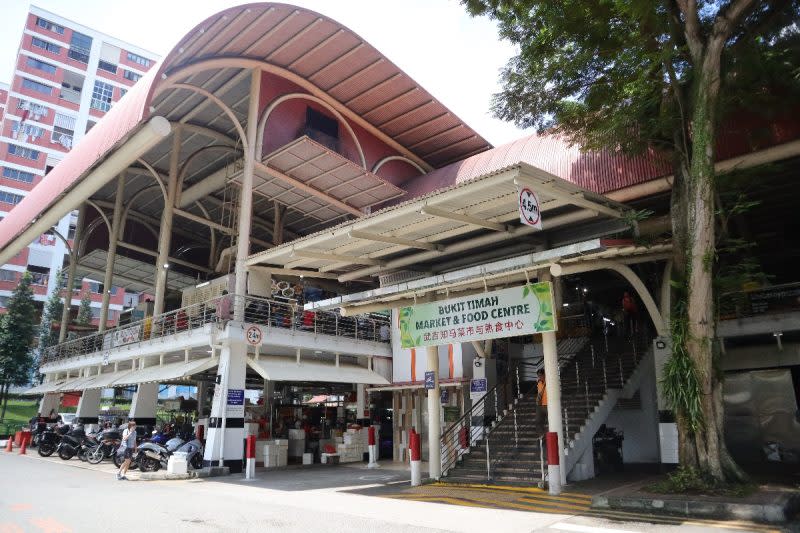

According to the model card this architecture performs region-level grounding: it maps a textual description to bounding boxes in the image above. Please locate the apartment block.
[0,6,158,327]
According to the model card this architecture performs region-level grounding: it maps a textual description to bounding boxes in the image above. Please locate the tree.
[0,272,37,418]
[463,0,800,482]
[77,289,92,326]
[37,268,64,365]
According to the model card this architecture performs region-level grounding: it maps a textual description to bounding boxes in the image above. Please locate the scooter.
[136,434,185,472]
[176,436,205,470]
[87,428,122,464]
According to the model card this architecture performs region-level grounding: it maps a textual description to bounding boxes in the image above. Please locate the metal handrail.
[41,294,390,366]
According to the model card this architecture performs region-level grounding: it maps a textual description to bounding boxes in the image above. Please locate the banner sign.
[424,371,435,390]
[470,378,487,400]
[398,282,556,348]
[518,186,543,229]
[113,324,142,347]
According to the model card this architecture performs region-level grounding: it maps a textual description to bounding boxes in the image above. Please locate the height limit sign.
[518,186,543,230]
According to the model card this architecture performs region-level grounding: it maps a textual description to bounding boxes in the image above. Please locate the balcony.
[58,88,81,105]
[41,294,390,367]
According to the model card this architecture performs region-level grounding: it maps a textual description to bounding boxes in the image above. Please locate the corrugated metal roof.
[400,133,673,202]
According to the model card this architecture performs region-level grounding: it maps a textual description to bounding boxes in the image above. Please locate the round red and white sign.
[245,325,263,346]
[518,187,542,228]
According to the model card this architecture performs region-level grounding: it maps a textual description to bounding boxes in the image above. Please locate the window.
[22,78,53,96]
[120,88,127,98]
[123,70,141,82]
[0,270,16,282]
[52,126,74,149]
[31,37,61,54]
[90,80,113,112]
[68,32,92,63]
[126,52,150,67]
[26,57,57,75]
[2,168,36,183]
[98,60,117,74]
[11,121,45,142]
[36,17,65,34]
[7,144,40,160]
[16,100,50,120]
[0,191,24,205]
[88,281,116,294]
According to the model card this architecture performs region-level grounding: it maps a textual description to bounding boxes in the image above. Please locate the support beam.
[514,175,625,219]
[154,128,182,316]
[290,249,384,266]
[273,201,285,246]
[99,175,125,333]
[60,203,86,343]
[419,206,509,232]
[234,69,260,320]
[255,161,364,218]
[348,230,442,252]
[76,263,147,289]
[539,271,565,492]
[248,265,339,280]
[116,241,213,274]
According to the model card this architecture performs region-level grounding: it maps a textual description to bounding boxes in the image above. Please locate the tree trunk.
[676,46,744,483]
[0,381,9,420]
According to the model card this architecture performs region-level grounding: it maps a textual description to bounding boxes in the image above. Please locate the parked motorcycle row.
[32,423,204,472]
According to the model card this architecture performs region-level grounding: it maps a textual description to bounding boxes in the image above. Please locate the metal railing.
[41,294,390,366]
[440,364,524,478]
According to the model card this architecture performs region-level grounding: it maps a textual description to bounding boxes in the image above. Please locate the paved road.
[0,453,781,533]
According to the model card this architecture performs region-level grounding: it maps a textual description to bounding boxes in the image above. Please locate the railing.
[718,282,800,320]
[440,363,524,478]
[67,46,90,63]
[41,294,390,366]
[58,88,81,105]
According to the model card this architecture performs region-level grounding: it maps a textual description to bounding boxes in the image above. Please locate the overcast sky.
[0,0,532,147]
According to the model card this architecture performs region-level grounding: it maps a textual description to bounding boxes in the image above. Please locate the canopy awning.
[246,162,631,282]
[21,380,67,396]
[76,249,199,293]
[247,357,388,385]
[112,358,218,387]
[58,375,101,393]
[85,369,134,390]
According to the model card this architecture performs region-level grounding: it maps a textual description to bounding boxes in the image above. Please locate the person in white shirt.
[117,420,137,481]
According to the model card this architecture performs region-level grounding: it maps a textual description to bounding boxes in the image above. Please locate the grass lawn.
[2,398,39,424]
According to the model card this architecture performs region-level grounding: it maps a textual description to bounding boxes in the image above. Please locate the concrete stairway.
[440,336,650,485]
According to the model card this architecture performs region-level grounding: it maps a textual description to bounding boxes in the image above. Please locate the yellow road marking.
[433,482,592,500]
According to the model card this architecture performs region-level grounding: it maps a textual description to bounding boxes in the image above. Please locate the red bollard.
[245,435,256,480]
[195,424,204,443]
[458,426,468,449]
[410,428,421,485]
[368,426,376,446]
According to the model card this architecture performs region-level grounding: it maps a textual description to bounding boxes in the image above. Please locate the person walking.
[622,291,638,339]
[117,420,137,480]
[535,369,548,436]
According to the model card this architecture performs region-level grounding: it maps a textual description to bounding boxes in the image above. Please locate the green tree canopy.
[0,272,37,414]
[77,289,92,326]
[463,0,800,483]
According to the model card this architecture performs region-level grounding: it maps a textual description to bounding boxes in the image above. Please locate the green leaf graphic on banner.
[522,285,530,298]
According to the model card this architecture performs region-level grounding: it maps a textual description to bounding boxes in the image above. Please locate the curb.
[592,493,800,524]
[139,471,195,481]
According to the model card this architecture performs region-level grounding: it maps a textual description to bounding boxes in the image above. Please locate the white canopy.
[111,358,218,387]
[247,357,388,385]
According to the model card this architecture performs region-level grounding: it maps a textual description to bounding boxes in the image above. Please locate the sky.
[0,0,532,147]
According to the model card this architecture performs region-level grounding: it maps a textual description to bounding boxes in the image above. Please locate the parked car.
[59,413,77,426]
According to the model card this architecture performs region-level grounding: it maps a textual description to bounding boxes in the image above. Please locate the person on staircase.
[536,368,548,437]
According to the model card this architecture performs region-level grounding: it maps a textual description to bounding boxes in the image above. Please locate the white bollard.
[411,459,422,486]
[548,464,561,495]
[367,444,380,469]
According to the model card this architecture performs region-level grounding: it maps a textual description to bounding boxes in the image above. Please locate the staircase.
[440,335,651,485]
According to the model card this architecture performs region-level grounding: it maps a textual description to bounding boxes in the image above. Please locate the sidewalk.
[575,466,800,525]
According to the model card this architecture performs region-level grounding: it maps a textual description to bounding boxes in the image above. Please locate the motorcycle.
[177,436,205,470]
[37,425,70,457]
[136,434,185,472]
[56,426,92,460]
[87,428,122,464]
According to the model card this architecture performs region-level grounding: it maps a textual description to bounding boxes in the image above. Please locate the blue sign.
[227,389,244,405]
[440,389,449,403]
[470,378,487,394]
[424,371,435,390]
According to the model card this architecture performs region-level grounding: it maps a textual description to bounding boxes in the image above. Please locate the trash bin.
[168,451,188,474]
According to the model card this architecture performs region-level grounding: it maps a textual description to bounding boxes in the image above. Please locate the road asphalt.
[0,452,786,533]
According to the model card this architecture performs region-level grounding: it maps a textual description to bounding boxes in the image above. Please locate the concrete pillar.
[541,271,566,487]
[197,380,208,417]
[356,383,366,419]
[60,204,86,343]
[153,129,182,317]
[203,338,247,473]
[129,382,158,428]
[426,345,441,479]
[75,388,102,426]
[263,379,274,434]
[233,69,261,320]
[99,174,125,332]
[39,392,60,418]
